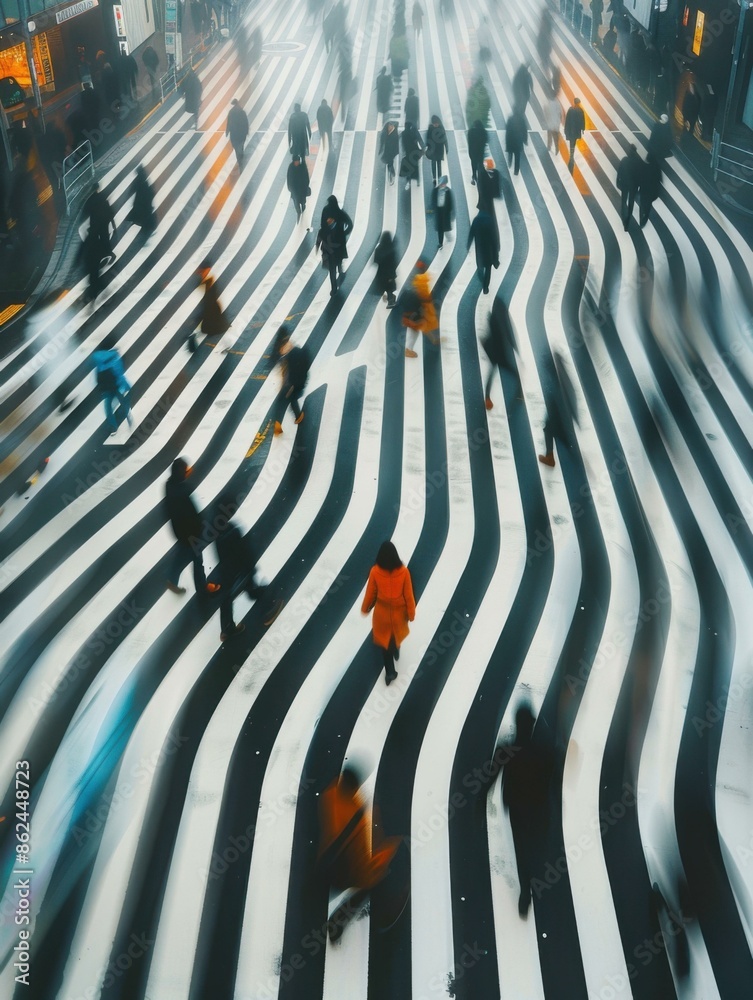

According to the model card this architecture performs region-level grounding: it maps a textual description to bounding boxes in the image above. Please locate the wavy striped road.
[1,0,752,998]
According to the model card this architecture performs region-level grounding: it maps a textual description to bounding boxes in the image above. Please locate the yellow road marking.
[0,303,24,326]
[246,420,271,458]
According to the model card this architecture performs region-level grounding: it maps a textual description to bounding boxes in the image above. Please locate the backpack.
[97,365,118,394]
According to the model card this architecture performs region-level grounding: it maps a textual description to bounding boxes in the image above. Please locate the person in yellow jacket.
[401,261,439,359]
[361,540,416,683]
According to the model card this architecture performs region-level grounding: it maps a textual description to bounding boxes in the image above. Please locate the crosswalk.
[1,0,753,997]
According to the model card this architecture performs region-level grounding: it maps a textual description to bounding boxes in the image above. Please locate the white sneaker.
[405,182,410,190]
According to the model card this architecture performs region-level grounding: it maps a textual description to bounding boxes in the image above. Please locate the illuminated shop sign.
[692,10,705,57]
[55,0,99,25]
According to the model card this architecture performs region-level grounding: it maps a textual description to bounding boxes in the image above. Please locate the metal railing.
[62,140,94,215]
[711,131,753,190]
[160,66,177,103]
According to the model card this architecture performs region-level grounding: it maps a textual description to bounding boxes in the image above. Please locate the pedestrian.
[538,352,578,468]
[193,260,231,349]
[361,540,416,684]
[288,102,311,158]
[379,120,400,184]
[93,342,133,435]
[468,209,499,295]
[512,63,533,114]
[425,114,447,186]
[287,153,311,223]
[316,194,353,295]
[84,181,117,263]
[317,98,334,149]
[431,175,454,248]
[214,496,266,641]
[648,112,673,161]
[374,230,398,307]
[682,83,701,135]
[404,87,419,129]
[616,143,641,230]
[481,298,517,409]
[638,153,662,228]
[564,96,586,171]
[181,68,202,129]
[467,118,488,184]
[127,165,156,237]
[375,66,393,117]
[505,106,528,176]
[476,156,501,211]
[537,9,553,69]
[318,765,403,941]
[82,228,105,305]
[164,458,221,596]
[591,0,604,33]
[543,89,562,153]
[400,120,425,189]
[500,703,553,917]
[226,98,249,167]
[412,1,424,35]
[402,260,438,356]
[273,326,311,433]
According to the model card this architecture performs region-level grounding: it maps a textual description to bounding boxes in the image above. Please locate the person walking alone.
[505,106,528,176]
[467,118,488,184]
[127,166,156,237]
[192,261,231,350]
[273,326,311,433]
[431,175,454,248]
[375,66,393,120]
[638,153,662,228]
[379,120,399,184]
[226,98,249,167]
[164,458,221,596]
[93,342,133,435]
[616,143,641,230]
[400,120,424,189]
[361,540,416,684]
[468,209,499,294]
[425,114,447,186]
[512,63,533,114]
[181,68,202,129]
[405,87,419,129]
[564,97,586,171]
[214,496,266,642]
[412,1,424,35]
[288,102,312,158]
[374,231,398,307]
[543,88,562,154]
[402,260,438,356]
[316,194,353,295]
[317,98,334,150]
[287,154,311,224]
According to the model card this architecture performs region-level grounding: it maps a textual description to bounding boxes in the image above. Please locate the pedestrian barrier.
[711,132,753,191]
[62,140,94,216]
[160,66,178,103]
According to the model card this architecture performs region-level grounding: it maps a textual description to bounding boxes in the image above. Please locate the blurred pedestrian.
[273,326,311,433]
[127,165,156,237]
[431,175,454,248]
[317,98,334,149]
[164,458,221,596]
[400,120,424,189]
[361,540,416,684]
[543,89,562,153]
[616,143,641,230]
[505,107,528,176]
[226,98,249,167]
[214,496,265,641]
[379,120,399,183]
[84,181,117,263]
[402,260,438,356]
[181,68,202,129]
[512,63,533,114]
[538,352,579,468]
[638,153,662,228]
[425,114,447,186]
[467,118,488,184]
[481,298,517,409]
[375,66,393,117]
[537,9,553,69]
[374,230,398,307]
[564,96,586,171]
[476,156,501,211]
[193,260,231,349]
[405,87,419,129]
[316,194,353,294]
[287,153,311,224]
[288,102,311,158]
[93,342,133,435]
[468,209,499,295]
[412,1,424,35]
[682,83,701,134]
[648,112,673,161]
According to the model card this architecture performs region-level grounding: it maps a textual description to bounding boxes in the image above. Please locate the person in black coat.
[226,98,249,167]
[481,297,517,408]
[564,97,586,170]
[467,119,488,184]
[638,153,662,228]
[400,121,424,189]
[379,120,400,183]
[616,143,641,230]
[127,166,156,237]
[431,175,453,247]
[317,195,353,294]
[538,352,577,468]
[273,326,311,432]
[181,68,202,129]
[165,458,221,596]
[404,87,419,129]
[84,182,117,262]
[512,63,532,114]
[195,260,231,344]
[288,103,312,158]
[214,496,265,641]
[468,209,499,294]
[374,230,398,306]
[476,156,501,212]
[287,154,311,223]
[375,66,393,116]
[317,98,334,149]
[505,107,528,176]
[682,83,701,135]
[425,115,447,186]
[648,113,673,162]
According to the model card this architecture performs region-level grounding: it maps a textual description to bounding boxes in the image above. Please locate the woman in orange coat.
[361,541,416,684]
[402,260,439,358]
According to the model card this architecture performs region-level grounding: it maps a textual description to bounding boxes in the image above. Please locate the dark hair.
[273,324,290,354]
[515,702,535,743]
[171,457,189,479]
[340,764,363,792]
[376,541,402,571]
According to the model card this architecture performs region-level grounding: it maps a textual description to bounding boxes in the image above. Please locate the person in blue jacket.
[92,344,133,435]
